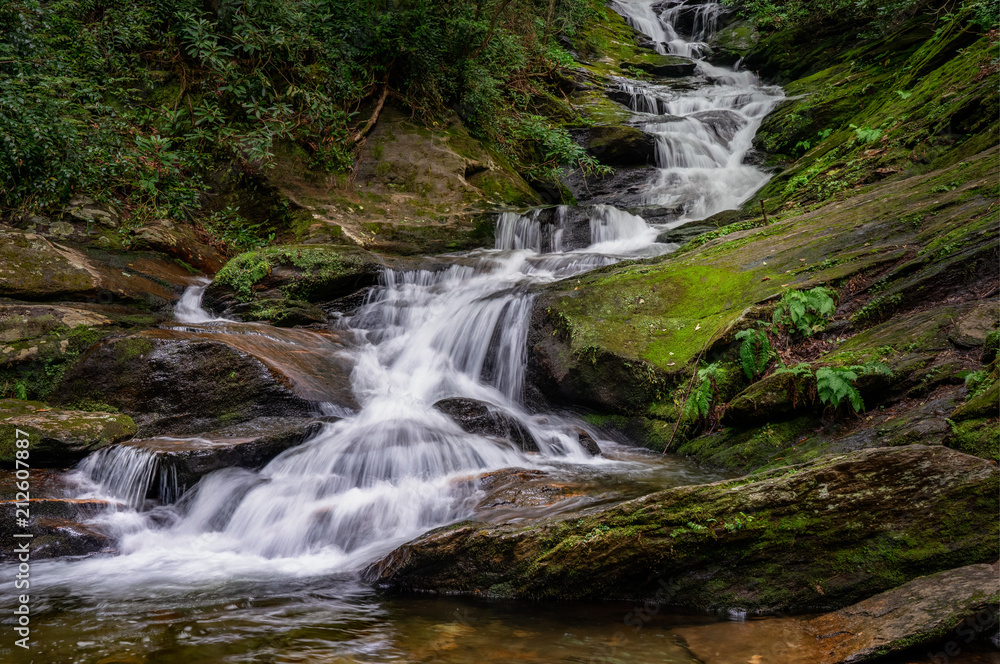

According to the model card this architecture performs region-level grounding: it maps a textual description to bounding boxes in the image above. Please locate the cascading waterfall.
[610,0,784,221]
[43,0,779,587]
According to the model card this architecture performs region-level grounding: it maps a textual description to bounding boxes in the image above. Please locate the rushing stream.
[2,3,799,662]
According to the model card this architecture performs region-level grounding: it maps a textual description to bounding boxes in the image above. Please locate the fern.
[777,361,894,414]
[735,327,776,379]
[815,367,863,411]
[772,287,837,336]
[683,362,721,421]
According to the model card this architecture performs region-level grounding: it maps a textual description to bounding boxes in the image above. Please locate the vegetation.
[722,0,998,32]
[735,327,776,379]
[775,361,894,414]
[772,287,837,337]
[0,0,609,229]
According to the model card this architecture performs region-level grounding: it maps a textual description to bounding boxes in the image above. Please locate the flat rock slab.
[363,446,998,612]
[672,562,1000,663]
[805,562,1000,663]
[52,328,350,435]
[0,399,137,466]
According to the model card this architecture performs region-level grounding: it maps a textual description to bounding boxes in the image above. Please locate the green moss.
[945,418,999,462]
[677,417,815,472]
[214,251,274,301]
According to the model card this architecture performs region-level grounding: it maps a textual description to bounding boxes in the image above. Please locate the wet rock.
[0,399,137,466]
[8,517,113,560]
[131,218,226,273]
[474,468,575,512]
[51,333,330,435]
[804,562,1000,663]
[622,55,698,78]
[363,446,998,611]
[203,244,384,319]
[576,428,602,455]
[572,125,657,167]
[433,398,540,453]
[0,227,176,306]
[120,417,326,493]
[0,470,118,560]
[560,165,656,207]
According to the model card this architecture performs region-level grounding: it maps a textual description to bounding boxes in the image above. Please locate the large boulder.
[573,126,657,167]
[433,398,540,453]
[0,399,136,466]
[51,330,348,435]
[364,446,998,611]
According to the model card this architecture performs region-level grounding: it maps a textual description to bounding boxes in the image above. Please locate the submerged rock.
[363,446,998,611]
[0,399,136,466]
[433,398,540,453]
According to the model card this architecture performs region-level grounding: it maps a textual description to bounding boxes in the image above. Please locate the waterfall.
[609,1,784,221]
[174,277,232,323]
[47,0,779,581]
[77,444,179,509]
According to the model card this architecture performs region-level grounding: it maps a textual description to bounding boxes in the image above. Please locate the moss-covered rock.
[0,399,136,466]
[706,20,758,66]
[364,446,998,611]
[573,125,657,167]
[204,244,383,319]
[527,148,997,422]
[0,228,178,308]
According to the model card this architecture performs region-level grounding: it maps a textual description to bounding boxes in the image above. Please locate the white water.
[25,1,779,594]
[610,0,784,220]
[173,276,233,323]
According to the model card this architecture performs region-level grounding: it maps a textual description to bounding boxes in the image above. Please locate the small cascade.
[77,445,178,509]
[608,0,784,221]
[589,204,659,248]
[174,277,231,324]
